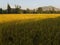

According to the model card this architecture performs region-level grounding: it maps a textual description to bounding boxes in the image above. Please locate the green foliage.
[7,4,12,13]
[36,7,43,13]
[0,8,2,14]
[14,5,21,14]
[0,17,60,45]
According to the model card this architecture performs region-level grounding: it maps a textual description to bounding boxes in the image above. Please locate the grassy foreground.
[0,14,60,45]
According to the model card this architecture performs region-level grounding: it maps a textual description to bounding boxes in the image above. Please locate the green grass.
[0,17,60,45]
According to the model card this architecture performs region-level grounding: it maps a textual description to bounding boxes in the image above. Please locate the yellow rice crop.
[0,14,60,23]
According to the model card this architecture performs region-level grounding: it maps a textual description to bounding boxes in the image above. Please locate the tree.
[0,8,2,14]
[22,10,27,14]
[15,5,21,14]
[7,4,12,13]
[26,8,31,13]
[32,9,37,14]
[36,7,43,13]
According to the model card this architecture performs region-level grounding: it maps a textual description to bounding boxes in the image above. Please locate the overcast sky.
[0,0,60,9]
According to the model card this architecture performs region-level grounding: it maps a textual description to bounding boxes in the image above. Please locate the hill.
[41,6,60,11]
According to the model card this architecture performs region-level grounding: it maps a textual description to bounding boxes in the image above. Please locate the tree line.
[0,4,60,14]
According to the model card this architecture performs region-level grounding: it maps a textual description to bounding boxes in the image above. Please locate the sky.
[0,0,60,9]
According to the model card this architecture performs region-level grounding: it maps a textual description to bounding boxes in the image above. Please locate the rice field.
[0,14,60,23]
[0,14,60,45]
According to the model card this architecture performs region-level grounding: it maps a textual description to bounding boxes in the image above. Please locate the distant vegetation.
[0,4,60,14]
[0,17,60,45]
